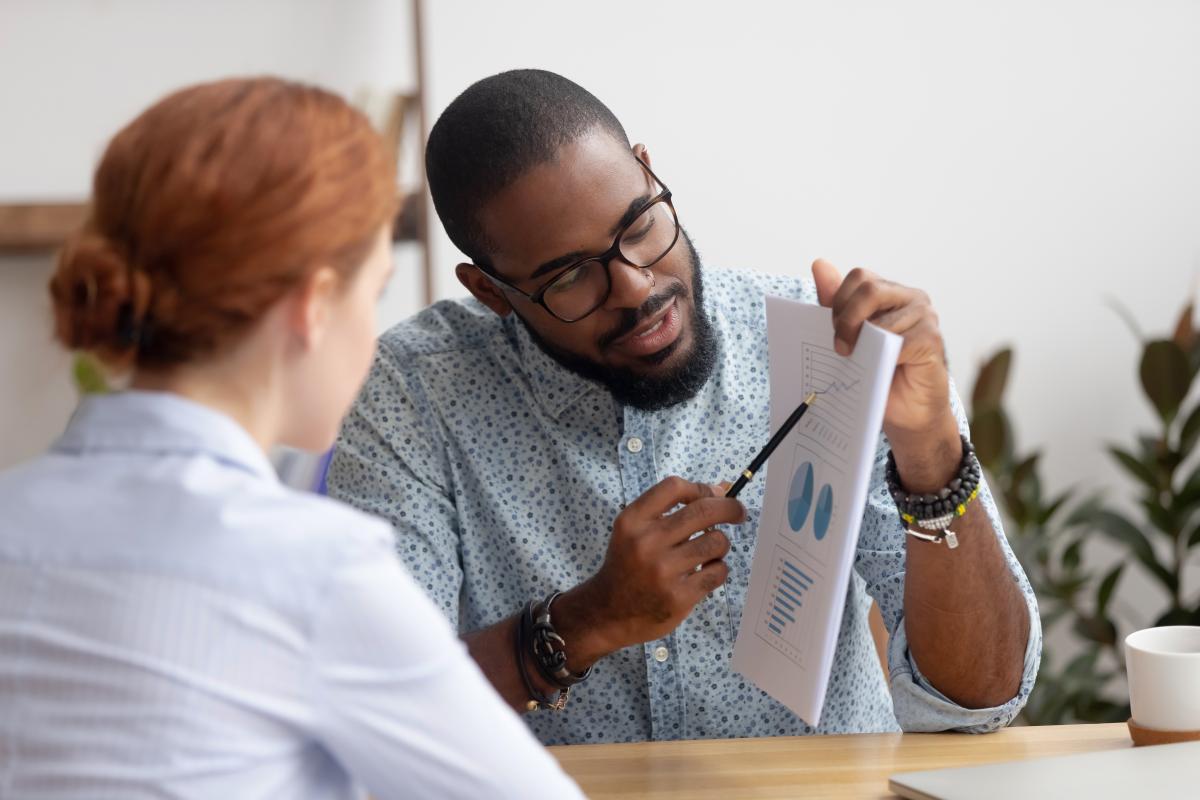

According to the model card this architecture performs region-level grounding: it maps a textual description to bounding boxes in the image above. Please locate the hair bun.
[50,231,152,364]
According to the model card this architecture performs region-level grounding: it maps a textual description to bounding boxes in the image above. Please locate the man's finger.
[670,528,731,572]
[660,496,746,544]
[626,476,718,519]
[683,557,730,597]
[831,278,914,355]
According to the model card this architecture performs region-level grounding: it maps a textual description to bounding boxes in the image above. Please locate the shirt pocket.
[720,505,761,642]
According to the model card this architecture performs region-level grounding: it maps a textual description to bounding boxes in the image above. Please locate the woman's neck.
[130,355,282,452]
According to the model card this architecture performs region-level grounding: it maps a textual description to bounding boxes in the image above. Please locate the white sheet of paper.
[731,296,901,727]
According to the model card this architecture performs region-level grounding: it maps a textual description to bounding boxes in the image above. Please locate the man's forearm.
[904,501,1029,708]
[893,424,1030,710]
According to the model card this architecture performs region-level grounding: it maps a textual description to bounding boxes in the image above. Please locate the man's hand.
[554,476,745,670]
[811,258,1030,709]
[812,258,962,492]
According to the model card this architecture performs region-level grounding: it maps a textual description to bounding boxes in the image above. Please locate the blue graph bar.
[765,555,819,643]
[783,561,814,586]
[777,575,806,599]
[778,586,803,608]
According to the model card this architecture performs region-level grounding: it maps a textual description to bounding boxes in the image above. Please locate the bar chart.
[755,543,820,668]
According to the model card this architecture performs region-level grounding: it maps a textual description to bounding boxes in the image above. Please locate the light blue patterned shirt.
[329,267,1041,745]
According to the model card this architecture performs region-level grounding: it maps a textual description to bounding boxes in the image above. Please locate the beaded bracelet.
[884,435,981,548]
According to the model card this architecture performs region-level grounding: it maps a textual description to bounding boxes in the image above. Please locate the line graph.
[795,343,864,471]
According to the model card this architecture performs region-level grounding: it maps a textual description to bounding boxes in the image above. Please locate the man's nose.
[602,258,654,311]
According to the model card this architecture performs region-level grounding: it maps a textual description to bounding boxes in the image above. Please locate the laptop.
[889,740,1200,800]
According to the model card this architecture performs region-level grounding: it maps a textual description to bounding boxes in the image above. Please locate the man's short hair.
[425,69,630,265]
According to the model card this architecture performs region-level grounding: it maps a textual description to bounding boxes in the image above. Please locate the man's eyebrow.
[528,193,654,280]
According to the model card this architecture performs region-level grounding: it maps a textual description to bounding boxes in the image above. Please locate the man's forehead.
[477,134,646,279]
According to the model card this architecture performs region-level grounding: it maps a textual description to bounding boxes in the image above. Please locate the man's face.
[459,131,717,409]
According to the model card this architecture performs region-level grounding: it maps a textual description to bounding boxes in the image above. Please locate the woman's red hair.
[50,77,396,369]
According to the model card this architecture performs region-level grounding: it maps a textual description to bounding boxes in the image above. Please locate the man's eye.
[548,266,585,293]
[624,212,656,244]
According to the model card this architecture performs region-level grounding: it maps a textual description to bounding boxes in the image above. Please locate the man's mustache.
[597,281,688,350]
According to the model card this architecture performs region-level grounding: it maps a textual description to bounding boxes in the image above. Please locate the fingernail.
[835,338,850,356]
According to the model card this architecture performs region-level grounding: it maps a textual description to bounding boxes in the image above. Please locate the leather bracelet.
[514,601,565,712]
[530,591,592,690]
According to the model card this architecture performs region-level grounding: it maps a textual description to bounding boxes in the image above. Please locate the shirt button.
[627,437,644,454]
[653,645,670,663]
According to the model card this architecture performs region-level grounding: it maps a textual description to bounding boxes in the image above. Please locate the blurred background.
[2,0,1197,724]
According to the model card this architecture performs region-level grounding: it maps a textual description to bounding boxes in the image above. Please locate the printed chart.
[754,543,820,666]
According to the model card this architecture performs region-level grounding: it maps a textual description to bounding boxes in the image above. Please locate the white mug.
[1125,626,1200,731]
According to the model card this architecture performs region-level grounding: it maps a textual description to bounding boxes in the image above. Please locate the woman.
[0,78,583,799]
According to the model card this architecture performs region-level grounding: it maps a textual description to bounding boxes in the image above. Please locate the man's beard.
[517,229,719,411]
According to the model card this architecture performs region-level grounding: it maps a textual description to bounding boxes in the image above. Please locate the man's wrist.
[551,580,622,673]
[888,412,963,493]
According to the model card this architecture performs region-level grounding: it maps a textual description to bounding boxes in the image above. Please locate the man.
[329,69,1040,746]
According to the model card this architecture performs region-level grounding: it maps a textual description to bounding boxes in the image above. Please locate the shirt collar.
[53,390,279,482]
[504,314,601,419]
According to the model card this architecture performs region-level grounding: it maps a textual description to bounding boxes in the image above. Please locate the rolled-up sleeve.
[854,382,1042,733]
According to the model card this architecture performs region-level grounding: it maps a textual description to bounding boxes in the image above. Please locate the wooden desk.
[549,723,1129,799]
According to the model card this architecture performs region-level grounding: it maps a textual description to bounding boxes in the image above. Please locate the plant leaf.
[1107,446,1161,492]
[1061,539,1083,571]
[1174,301,1196,353]
[1063,494,1103,527]
[971,348,1012,415]
[1088,509,1177,593]
[1096,564,1123,614]
[1073,614,1117,646]
[1156,607,1193,627]
[1038,491,1072,526]
[1140,339,1192,424]
[1106,296,1144,341]
[1011,453,1040,494]
[971,408,1010,469]
[1180,402,1200,455]
[1189,525,1200,549]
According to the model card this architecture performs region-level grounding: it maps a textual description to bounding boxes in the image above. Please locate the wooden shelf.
[0,202,88,252]
[0,193,420,255]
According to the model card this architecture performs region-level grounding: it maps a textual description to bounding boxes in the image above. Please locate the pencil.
[725,392,818,499]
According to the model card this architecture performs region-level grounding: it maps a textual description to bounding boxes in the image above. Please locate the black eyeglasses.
[476,159,679,323]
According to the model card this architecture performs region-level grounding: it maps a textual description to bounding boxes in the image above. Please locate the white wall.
[2,1,1197,624]
[0,0,423,466]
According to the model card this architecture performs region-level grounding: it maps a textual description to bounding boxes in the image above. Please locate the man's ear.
[633,142,652,167]
[456,263,513,317]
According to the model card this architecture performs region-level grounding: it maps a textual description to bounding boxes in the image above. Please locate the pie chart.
[787,462,814,532]
[814,484,834,541]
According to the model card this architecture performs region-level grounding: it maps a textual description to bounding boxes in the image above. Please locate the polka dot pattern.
[328,267,1041,745]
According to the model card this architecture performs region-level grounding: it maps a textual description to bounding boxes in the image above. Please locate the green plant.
[1098,304,1200,627]
[968,299,1200,724]
[71,353,109,395]
[970,350,1127,723]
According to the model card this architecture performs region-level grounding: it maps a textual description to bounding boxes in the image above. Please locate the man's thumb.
[812,258,843,307]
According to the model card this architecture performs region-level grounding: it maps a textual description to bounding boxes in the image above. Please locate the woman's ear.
[290,265,340,349]
[456,263,513,317]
